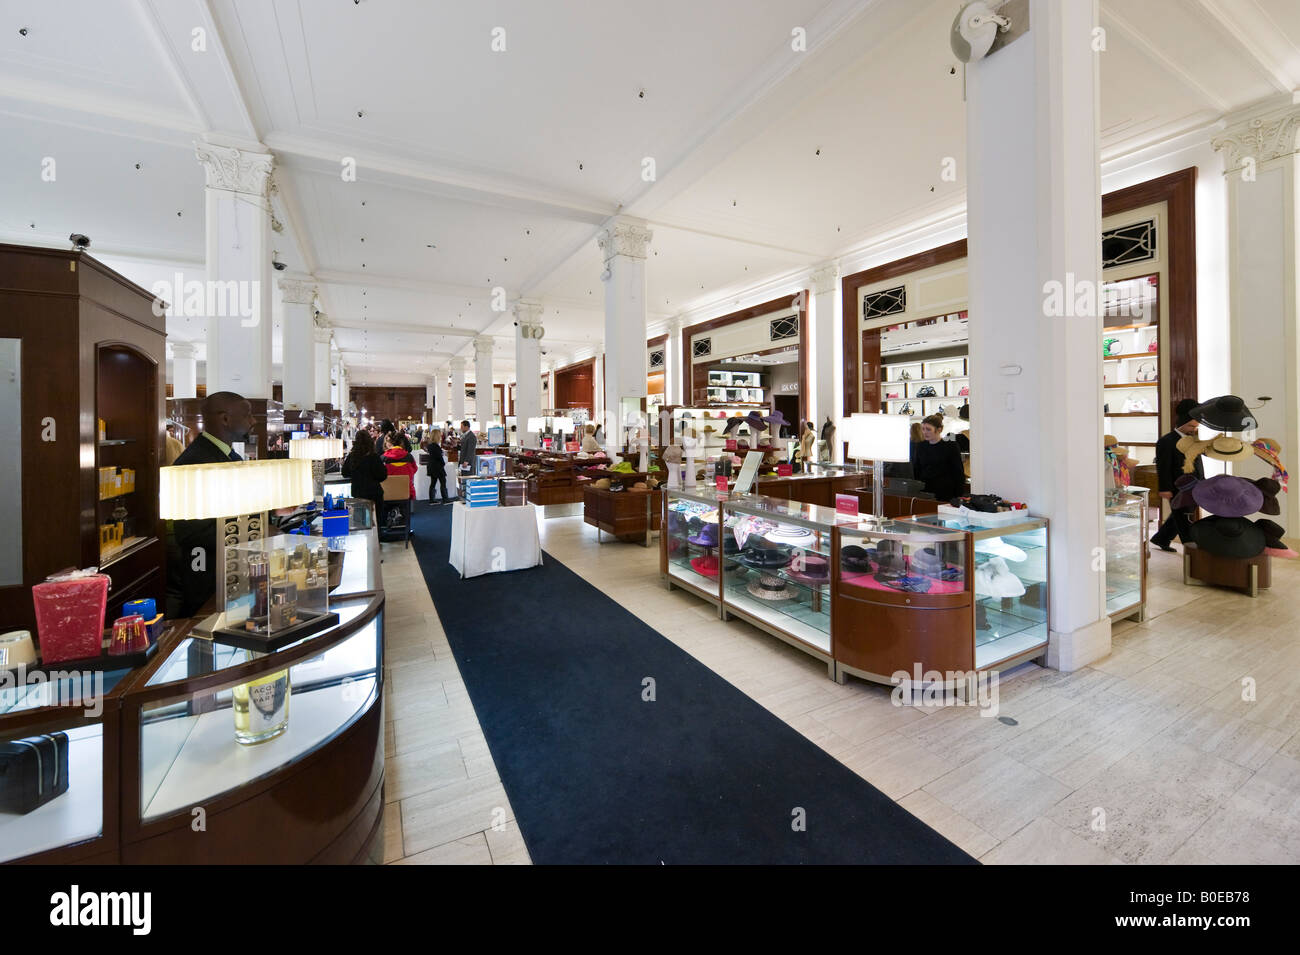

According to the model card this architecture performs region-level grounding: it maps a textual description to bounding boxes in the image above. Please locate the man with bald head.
[166,391,255,616]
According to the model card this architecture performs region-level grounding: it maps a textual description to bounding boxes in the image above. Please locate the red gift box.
[32,571,109,664]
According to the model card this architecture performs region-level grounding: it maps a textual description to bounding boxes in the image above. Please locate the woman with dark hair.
[423,429,450,504]
[382,431,418,499]
[910,413,966,501]
[342,429,388,516]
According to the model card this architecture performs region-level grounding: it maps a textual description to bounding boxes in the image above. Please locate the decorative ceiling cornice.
[277,277,317,305]
[597,218,654,269]
[195,141,274,197]
[1211,106,1300,174]
[809,262,840,296]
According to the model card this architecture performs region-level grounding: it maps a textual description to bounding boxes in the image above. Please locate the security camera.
[69,233,90,251]
[272,257,286,271]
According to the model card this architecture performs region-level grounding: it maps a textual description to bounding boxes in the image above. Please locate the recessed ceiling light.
[815,148,821,156]
[19,27,29,36]
[577,162,583,170]
[356,110,364,118]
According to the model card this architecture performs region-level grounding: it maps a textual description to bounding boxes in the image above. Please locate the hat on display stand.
[1186,516,1266,559]
[1176,434,1256,471]
[747,574,796,602]
[974,557,1026,598]
[1190,474,1264,519]
[1189,395,1256,433]
[688,522,719,548]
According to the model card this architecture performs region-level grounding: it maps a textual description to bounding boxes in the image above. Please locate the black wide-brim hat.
[840,544,873,571]
[736,546,792,569]
[1188,516,1266,559]
[1189,395,1256,433]
[1254,518,1286,549]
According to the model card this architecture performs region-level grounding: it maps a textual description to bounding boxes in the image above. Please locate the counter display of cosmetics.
[0,522,385,866]
[662,490,1052,683]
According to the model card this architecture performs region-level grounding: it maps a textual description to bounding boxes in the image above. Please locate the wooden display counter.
[584,487,662,544]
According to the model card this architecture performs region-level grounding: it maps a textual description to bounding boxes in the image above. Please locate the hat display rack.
[1178,395,1293,596]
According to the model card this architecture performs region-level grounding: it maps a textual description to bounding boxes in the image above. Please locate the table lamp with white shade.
[289,436,344,502]
[160,458,314,617]
[843,412,912,520]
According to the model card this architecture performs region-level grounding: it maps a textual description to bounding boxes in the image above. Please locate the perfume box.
[0,732,70,815]
[32,572,109,664]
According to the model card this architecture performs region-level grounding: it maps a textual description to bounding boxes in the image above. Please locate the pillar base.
[1045,616,1112,673]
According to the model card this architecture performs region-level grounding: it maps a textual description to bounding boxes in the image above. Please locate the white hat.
[974,557,1026,598]
[973,537,1027,562]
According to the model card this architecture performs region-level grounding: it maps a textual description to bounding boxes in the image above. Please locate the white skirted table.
[449,503,543,578]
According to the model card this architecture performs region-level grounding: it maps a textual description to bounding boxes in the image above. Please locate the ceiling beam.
[1102,7,1231,113]
[1192,0,1299,97]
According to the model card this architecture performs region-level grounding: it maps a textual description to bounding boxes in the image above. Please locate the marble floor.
[380,510,1300,865]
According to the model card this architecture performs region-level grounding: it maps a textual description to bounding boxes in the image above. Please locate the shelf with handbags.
[1105,487,1148,620]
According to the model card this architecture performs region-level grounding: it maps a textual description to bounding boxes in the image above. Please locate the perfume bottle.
[233,651,291,744]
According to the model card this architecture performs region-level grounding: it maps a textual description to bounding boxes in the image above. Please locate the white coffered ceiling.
[2,0,1300,386]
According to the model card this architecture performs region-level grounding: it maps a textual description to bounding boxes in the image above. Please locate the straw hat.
[1176,434,1256,470]
[747,574,796,602]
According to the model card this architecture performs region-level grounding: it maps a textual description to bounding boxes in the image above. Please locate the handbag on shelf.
[1120,395,1154,413]
[899,402,913,415]
[958,386,969,396]
[886,391,900,399]
[1135,361,1157,383]
[899,370,912,380]
[1103,337,1121,357]
[1146,340,1158,353]
[938,370,954,378]
[917,386,937,397]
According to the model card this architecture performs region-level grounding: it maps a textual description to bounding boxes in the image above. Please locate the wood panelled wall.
[554,358,596,410]
[350,386,427,422]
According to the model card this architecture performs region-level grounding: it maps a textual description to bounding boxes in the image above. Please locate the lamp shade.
[160,458,313,520]
[844,413,911,462]
[288,437,344,460]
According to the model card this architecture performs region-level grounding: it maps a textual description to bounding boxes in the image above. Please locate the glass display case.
[663,489,729,606]
[0,665,136,864]
[905,513,1050,671]
[719,497,842,673]
[1105,487,1148,620]
[132,595,381,824]
[211,535,336,653]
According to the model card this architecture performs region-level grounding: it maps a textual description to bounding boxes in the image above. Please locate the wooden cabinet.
[0,244,166,635]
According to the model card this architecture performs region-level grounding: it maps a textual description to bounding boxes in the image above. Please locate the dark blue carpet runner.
[408,504,976,865]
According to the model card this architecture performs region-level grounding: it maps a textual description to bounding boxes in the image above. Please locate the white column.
[171,341,198,400]
[808,262,839,445]
[424,377,436,425]
[514,300,543,445]
[313,324,332,406]
[437,366,451,425]
[279,278,317,410]
[1213,106,1300,547]
[593,348,605,425]
[330,349,341,408]
[597,217,653,435]
[966,0,1109,671]
[196,142,275,398]
[450,357,466,423]
[474,335,495,426]
[667,315,685,406]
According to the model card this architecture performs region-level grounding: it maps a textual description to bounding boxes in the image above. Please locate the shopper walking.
[1150,398,1204,552]
[382,431,418,499]
[424,429,451,504]
[342,429,388,518]
[910,413,966,501]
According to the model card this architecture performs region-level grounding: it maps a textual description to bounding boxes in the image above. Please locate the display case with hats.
[717,497,838,673]
[1105,488,1149,621]
[877,512,1051,675]
[662,489,731,607]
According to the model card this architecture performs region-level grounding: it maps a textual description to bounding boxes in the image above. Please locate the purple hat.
[1191,474,1264,518]
[764,410,789,435]
[1171,473,1199,510]
[688,522,718,547]
[786,552,829,584]
[743,410,767,434]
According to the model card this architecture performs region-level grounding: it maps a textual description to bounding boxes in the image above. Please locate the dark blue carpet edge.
[407,505,977,865]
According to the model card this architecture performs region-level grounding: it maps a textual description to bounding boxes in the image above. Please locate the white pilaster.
[313,324,333,407]
[667,315,686,407]
[474,335,495,426]
[1212,105,1300,547]
[279,277,317,410]
[450,357,466,423]
[197,141,275,398]
[171,341,198,400]
[597,217,653,435]
[809,263,839,448]
[437,366,451,425]
[966,0,1110,670]
[513,300,544,445]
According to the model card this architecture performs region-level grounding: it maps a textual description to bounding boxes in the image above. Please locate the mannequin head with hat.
[1174,398,1199,436]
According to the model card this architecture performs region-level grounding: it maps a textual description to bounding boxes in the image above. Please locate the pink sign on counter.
[835,493,859,516]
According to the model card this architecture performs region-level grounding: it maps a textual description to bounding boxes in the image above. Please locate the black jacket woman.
[342,429,388,517]
[423,429,451,504]
[910,414,966,502]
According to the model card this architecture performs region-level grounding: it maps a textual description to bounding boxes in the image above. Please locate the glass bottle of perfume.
[232,651,291,745]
